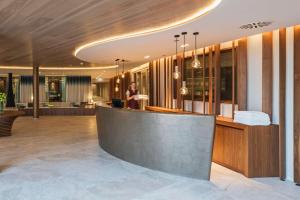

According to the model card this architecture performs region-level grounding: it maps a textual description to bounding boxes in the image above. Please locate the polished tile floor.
[0,116,299,200]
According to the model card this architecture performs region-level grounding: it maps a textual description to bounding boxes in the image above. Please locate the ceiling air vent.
[240,22,272,30]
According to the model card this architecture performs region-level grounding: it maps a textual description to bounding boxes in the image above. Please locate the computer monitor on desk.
[112,99,124,108]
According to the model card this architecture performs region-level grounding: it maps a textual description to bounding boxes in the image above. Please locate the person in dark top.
[126,82,140,109]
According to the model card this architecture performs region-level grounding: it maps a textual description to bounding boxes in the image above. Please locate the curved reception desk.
[96,106,216,180]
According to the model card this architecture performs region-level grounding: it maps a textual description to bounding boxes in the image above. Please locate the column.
[33,65,39,118]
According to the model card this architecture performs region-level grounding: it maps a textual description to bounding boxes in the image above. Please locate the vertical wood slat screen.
[279,28,286,180]
[232,42,236,119]
[149,62,154,106]
[208,47,213,114]
[177,55,183,109]
[262,32,274,119]
[109,72,130,101]
[294,25,300,184]
[149,57,173,108]
[191,51,195,112]
[202,48,206,114]
[214,44,221,115]
[147,41,247,117]
[237,38,248,111]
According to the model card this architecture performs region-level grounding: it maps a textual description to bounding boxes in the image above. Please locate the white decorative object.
[233,111,271,126]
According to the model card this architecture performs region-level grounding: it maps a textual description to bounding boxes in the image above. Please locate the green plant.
[0,93,6,103]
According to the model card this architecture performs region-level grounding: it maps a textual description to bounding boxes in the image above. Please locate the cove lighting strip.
[0,65,118,70]
[74,0,222,57]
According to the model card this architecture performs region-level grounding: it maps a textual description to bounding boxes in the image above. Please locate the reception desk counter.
[96,106,216,180]
[145,106,279,178]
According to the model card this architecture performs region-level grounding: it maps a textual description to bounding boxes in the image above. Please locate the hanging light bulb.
[115,85,119,92]
[173,34,181,79]
[180,81,188,95]
[115,59,120,84]
[121,59,125,79]
[116,76,120,84]
[192,32,201,69]
[173,66,181,79]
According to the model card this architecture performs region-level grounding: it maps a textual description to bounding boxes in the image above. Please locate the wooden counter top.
[145,106,247,129]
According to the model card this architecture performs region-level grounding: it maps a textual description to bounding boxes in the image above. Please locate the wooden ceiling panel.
[0,0,212,67]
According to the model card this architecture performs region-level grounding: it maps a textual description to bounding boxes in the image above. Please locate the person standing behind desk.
[126,82,140,109]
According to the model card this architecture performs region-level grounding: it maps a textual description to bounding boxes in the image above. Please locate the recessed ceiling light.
[181,44,189,48]
[144,55,151,59]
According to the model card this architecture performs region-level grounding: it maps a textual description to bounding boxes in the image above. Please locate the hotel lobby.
[1,0,300,199]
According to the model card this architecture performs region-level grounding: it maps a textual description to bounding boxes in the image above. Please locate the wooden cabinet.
[214,118,279,177]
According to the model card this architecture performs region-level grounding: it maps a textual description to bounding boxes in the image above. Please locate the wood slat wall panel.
[279,28,286,180]
[208,47,213,114]
[149,62,154,106]
[232,42,236,119]
[237,38,248,111]
[262,32,273,119]
[203,48,206,114]
[214,44,221,115]
[294,25,300,184]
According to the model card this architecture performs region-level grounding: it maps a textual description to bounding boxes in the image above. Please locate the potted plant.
[0,93,6,113]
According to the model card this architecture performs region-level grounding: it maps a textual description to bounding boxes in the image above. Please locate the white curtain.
[20,82,33,103]
[20,76,46,103]
[66,77,92,103]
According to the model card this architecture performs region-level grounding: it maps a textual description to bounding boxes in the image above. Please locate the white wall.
[272,30,280,124]
[286,27,294,181]
[247,34,263,111]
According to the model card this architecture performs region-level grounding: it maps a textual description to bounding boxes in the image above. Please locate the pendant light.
[115,59,120,92]
[192,32,201,69]
[180,32,188,95]
[116,59,120,84]
[173,35,181,80]
[121,59,125,79]
[180,81,188,95]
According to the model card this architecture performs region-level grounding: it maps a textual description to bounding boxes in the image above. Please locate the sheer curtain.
[20,76,46,103]
[66,76,92,103]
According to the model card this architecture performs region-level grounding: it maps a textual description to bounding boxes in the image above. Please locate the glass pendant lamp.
[115,59,120,84]
[179,32,188,95]
[173,35,181,79]
[115,85,119,92]
[192,32,201,69]
[121,59,125,79]
[180,81,188,95]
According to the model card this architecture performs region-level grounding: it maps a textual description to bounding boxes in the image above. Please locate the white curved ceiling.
[76,0,300,73]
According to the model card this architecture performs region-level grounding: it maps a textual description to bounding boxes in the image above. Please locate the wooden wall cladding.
[279,28,286,180]
[232,42,236,118]
[109,72,130,101]
[208,47,213,114]
[294,25,300,184]
[237,38,248,111]
[262,32,273,119]
[149,62,154,106]
[214,45,221,115]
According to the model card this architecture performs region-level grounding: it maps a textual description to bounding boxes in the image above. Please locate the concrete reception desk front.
[96,106,216,180]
